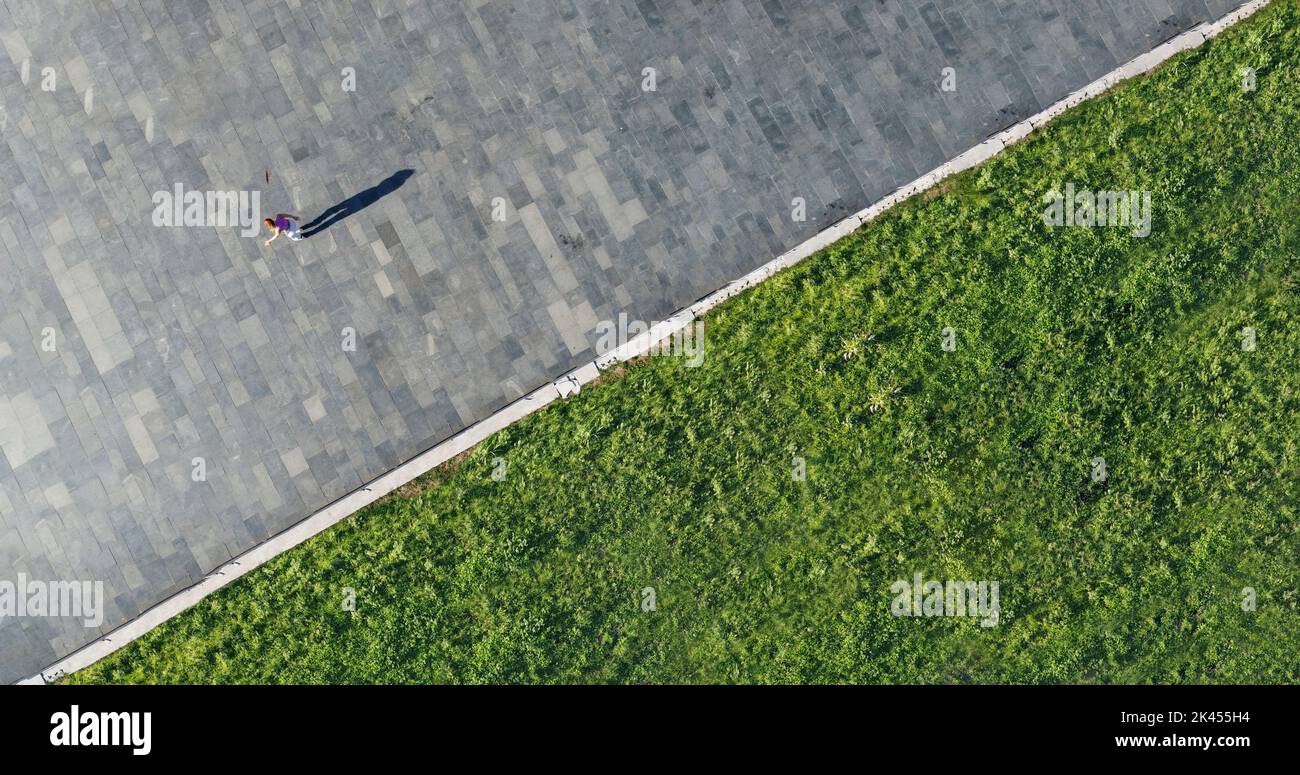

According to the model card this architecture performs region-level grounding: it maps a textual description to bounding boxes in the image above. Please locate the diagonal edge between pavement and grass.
[18,0,1275,685]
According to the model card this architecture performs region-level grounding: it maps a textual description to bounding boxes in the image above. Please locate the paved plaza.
[0,0,1242,681]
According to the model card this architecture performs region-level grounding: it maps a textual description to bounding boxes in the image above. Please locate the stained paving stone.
[0,0,1241,682]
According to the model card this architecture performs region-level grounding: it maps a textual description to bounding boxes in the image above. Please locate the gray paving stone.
[0,0,1244,682]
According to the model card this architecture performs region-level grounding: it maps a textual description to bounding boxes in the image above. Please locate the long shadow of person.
[300,169,415,238]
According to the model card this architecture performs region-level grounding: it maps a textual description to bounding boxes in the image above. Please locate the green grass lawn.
[73,2,1300,683]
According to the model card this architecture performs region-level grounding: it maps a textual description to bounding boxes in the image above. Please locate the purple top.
[274,216,290,230]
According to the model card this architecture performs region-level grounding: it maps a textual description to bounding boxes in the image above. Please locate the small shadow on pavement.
[301,169,414,238]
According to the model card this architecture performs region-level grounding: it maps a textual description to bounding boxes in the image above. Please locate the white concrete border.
[18,0,1270,685]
